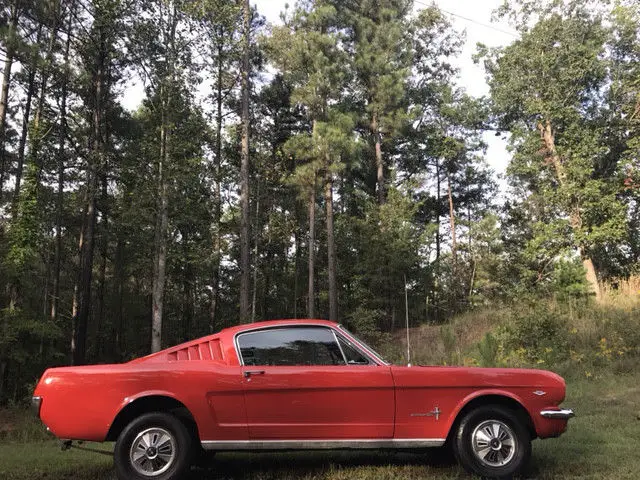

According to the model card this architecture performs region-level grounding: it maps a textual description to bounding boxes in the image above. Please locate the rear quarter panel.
[34,361,246,442]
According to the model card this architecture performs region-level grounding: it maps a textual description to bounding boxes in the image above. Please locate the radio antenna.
[404,274,411,367]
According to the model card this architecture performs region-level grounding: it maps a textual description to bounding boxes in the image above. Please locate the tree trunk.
[12,43,39,215]
[113,235,125,358]
[239,0,251,323]
[210,25,224,334]
[151,0,179,351]
[51,3,73,323]
[182,231,192,341]
[307,174,316,319]
[251,184,260,322]
[435,157,441,259]
[582,253,601,302]
[95,173,109,358]
[0,1,19,198]
[447,170,457,264]
[293,228,300,318]
[538,119,601,300]
[26,1,59,197]
[372,112,385,204]
[0,3,20,382]
[71,163,98,365]
[325,169,338,321]
[72,54,103,365]
[152,105,169,353]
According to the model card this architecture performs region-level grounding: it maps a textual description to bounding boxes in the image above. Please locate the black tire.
[453,405,531,479]
[114,412,193,480]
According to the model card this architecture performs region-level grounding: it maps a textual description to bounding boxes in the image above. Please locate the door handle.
[244,370,265,378]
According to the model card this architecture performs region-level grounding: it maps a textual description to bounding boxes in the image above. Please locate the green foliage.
[344,307,389,348]
[477,332,499,367]
[482,1,633,290]
[550,260,589,300]
[439,324,458,365]
[496,304,570,367]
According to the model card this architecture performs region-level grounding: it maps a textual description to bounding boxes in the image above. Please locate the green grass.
[1,369,639,479]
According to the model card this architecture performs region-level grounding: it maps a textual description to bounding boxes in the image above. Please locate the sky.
[251,0,518,182]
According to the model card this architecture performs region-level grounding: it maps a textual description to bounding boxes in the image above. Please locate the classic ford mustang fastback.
[32,319,573,479]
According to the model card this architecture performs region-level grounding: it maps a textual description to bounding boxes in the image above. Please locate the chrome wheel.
[129,427,176,477]
[471,419,516,467]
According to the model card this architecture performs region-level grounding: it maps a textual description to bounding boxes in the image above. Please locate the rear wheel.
[453,405,531,478]
[114,412,193,480]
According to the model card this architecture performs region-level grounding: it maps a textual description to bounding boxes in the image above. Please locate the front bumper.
[540,408,575,420]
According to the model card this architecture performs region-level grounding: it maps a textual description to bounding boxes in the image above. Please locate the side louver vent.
[167,339,223,361]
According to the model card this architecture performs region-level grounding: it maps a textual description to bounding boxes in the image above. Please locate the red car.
[32,319,573,479]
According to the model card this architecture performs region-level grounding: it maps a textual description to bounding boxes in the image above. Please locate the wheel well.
[106,395,200,443]
[447,394,537,442]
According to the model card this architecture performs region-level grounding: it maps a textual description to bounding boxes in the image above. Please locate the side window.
[337,336,371,365]
[238,327,345,366]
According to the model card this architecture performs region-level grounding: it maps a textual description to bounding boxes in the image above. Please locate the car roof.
[218,319,339,337]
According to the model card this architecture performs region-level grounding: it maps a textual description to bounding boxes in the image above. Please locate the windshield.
[337,325,390,365]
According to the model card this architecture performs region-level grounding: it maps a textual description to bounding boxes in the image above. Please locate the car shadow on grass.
[190,448,462,480]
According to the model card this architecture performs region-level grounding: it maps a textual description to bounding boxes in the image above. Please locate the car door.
[237,326,395,440]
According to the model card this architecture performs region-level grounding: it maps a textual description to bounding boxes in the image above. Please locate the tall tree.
[0,0,21,198]
[348,0,412,204]
[51,0,75,324]
[190,0,242,331]
[482,3,627,300]
[270,0,352,320]
[72,0,123,364]
[238,0,251,323]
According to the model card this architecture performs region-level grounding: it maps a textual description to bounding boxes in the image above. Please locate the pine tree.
[347,0,412,204]
[239,0,251,323]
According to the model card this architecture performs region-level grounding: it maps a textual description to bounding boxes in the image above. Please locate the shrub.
[477,332,499,367]
[440,324,459,365]
[496,304,570,367]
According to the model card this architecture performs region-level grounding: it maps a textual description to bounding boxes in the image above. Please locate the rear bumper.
[540,408,575,420]
[31,396,42,417]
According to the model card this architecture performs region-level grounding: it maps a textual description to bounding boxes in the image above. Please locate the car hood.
[391,364,565,389]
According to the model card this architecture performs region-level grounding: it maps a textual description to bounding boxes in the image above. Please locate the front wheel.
[453,405,531,478]
[114,412,193,480]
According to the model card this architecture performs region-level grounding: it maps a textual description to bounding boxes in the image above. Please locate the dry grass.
[601,275,640,300]
[390,307,510,365]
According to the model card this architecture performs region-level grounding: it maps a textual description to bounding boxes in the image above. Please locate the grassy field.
[1,368,639,480]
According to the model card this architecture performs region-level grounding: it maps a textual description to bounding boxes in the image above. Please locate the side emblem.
[410,407,441,420]
[533,390,547,396]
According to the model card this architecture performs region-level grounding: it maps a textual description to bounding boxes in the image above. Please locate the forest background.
[0,0,639,405]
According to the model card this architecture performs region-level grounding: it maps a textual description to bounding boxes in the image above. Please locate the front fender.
[443,388,533,437]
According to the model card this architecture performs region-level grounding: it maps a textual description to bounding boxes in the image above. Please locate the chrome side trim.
[201,438,446,451]
[234,324,381,367]
[540,408,575,419]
